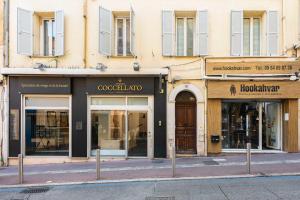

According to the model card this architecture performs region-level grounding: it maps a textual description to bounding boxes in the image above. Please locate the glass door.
[91,110,126,156]
[90,96,152,157]
[262,102,281,150]
[127,111,148,157]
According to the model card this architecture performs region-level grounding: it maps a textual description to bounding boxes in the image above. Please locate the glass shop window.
[24,97,70,156]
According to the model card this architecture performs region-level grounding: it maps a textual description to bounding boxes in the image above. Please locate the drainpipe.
[299,0,300,41]
[203,56,208,156]
[282,0,286,55]
[3,0,9,67]
[2,77,8,166]
[83,0,87,68]
[2,0,9,166]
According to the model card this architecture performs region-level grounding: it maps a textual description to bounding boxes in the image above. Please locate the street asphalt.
[1,175,300,200]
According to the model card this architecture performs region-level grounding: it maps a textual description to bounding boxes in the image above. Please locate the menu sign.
[208,81,300,99]
[206,61,300,75]
[9,109,19,140]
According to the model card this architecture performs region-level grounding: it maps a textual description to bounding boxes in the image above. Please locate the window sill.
[229,55,288,58]
[109,55,136,58]
[29,55,60,58]
[163,55,202,58]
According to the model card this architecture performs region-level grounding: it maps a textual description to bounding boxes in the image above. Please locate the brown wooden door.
[175,102,197,154]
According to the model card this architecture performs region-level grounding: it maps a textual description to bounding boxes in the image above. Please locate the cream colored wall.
[9,0,299,77]
[284,0,299,52]
[9,0,85,68]
[87,0,288,79]
[0,0,3,46]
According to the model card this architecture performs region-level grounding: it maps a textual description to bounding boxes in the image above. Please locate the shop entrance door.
[128,111,148,157]
[90,96,152,157]
[175,92,197,154]
[263,102,281,150]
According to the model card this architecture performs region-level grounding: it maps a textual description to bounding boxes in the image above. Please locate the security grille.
[203,160,219,166]
[145,196,175,200]
[151,159,165,164]
[20,187,50,194]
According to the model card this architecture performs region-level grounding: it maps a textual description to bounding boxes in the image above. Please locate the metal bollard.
[172,146,176,177]
[18,154,23,184]
[96,149,100,180]
[246,143,251,174]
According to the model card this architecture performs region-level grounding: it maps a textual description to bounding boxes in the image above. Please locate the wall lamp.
[171,75,181,84]
[133,62,140,71]
[290,72,299,81]
[96,63,108,71]
[34,63,48,71]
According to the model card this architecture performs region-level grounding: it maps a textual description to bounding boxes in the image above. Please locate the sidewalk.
[1,153,300,186]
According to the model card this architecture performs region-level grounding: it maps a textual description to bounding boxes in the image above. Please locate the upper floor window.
[116,17,131,56]
[99,7,135,57]
[43,19,56,56]
[243,17,261,56]
[176,17,194,56]
[231,10,278,57]
[162,10,208,57]
[17,8,64,57]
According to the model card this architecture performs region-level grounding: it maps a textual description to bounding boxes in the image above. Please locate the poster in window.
[9,109,19,140]
[47,111,57,127]
[60,111,69,128]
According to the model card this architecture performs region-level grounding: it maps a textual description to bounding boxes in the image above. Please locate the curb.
[1,172,300,189]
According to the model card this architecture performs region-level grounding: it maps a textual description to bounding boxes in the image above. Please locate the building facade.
[1,0,300,165]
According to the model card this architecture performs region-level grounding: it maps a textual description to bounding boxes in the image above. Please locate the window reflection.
[222,102,259,149]
[25,110,69,156]
[222,101,281,150]
[128,112,147,156]
[91,111,125,151]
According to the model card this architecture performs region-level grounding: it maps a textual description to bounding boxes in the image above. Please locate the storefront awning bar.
[0,67,169,76]
[204,75,296,81]
[206,73,295,77]
[205,56,293,60]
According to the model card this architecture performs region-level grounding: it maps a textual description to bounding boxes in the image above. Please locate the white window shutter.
[162,10,174,56]
[55,10,64,56]
[99,7,112,56]
[231,10,243,56]
[197,10,208,56]
[130,6,135,56]
[17,8,33,56]
[267,11,278,56]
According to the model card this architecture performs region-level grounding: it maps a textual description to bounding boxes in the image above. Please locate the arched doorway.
[175,91,197,154]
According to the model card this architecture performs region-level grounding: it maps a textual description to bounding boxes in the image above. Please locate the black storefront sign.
[12,76,71,94]
[9,76,167,158]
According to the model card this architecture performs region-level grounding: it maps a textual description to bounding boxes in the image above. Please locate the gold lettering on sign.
[207,81,300,99]
[21,83,69,88]
[97,80,143,92]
